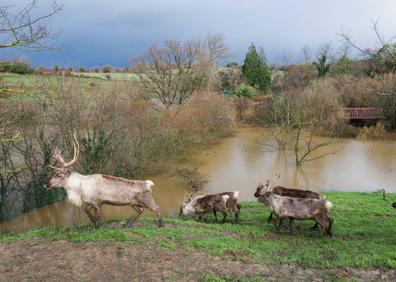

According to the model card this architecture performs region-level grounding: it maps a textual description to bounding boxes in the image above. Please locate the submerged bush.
[357,123,388,140]
[318,122,359,138]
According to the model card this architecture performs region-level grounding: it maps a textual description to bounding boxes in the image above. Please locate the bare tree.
[301,45,312,64]
[203,33,229,65]
[0,0,63,50]
[279,51,295,67]
[266,80,342,166]
[131,34,229,108]
[333,42,353,74]
[339,20,396,73]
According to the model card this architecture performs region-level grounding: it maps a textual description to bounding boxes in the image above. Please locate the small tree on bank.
[314,49,331,78]
[242,43,272,92]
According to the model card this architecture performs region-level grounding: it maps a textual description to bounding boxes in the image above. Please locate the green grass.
[1,192,396,269]
[72,72,140,81]
[0,72,137,103]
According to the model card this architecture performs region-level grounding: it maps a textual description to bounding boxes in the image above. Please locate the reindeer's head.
[254,182,269,198]
[255,174,280,202]
[46,132,80,190]
[179,190,201,217]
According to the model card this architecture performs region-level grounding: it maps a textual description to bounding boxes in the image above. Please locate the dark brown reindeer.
[46,133,163,229]
[179,191,241,223]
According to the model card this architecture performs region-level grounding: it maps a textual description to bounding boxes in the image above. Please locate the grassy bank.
[1,192,396,271]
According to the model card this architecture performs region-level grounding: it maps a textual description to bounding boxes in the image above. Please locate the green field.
[72,72,140,81]
[2,192,396,270]
[0,72,135,102]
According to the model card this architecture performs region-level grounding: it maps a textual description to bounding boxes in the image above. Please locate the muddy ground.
[1,240,395,282]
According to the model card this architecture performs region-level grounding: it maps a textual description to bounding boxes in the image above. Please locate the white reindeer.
[46,133,163,229]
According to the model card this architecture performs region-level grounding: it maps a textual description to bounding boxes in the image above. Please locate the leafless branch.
[0,0,63,50]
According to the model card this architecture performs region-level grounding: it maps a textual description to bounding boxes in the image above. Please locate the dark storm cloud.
[2,0,396,67]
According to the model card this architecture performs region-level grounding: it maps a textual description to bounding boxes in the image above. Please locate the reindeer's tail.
[325,200,333,210]
[144,180,154,191]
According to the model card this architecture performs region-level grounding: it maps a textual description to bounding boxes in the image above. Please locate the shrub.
[102,65,112,73]
[9,61,33,74]
[235,83,258,99]
[357,123,388,140]
[318,122,359,138]
[0,60,11,72]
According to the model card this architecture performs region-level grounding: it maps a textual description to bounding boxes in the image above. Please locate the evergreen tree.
[242,43,272,92]
[314,51,331,78]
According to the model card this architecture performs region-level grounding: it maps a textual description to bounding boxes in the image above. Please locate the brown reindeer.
[254,181,324,224]
[179,191,241,223]
[259,189,333,237]
[46,133,163,229]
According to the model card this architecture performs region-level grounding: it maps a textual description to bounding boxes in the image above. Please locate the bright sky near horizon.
[2,0,396,67]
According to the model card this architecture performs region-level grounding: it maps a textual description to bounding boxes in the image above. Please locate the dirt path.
[1,240,395,281]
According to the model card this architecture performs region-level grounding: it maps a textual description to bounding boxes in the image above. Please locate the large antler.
[265,173,280,192]
[52,132,80,168]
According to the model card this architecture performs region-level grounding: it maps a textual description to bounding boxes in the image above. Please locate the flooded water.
[2,127,396,232]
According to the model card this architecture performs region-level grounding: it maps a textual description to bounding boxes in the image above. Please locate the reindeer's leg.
[310,222,319,231]
[83,203,96,226]
[221,212,227,224]
[197,213,204,223]
[327,217,334,238]
[234,205,241,224]
[92,202,102,229]
[275,218,283,232]
[288,218,294,235]
[267,212,273,223]
[145,198,164,227]
[124,205,144,228]
[153,208,164,228]
[313,215,327,236]
[213,209,218,222]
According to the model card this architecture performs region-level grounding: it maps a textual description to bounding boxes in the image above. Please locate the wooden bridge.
[344,108,384,120]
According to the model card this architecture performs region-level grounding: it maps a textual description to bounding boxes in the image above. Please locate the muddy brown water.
[1,127,396,232]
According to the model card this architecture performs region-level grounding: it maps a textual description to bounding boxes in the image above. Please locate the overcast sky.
[2,0,396,67]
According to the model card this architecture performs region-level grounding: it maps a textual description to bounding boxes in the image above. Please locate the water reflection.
[2,128,396,232]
